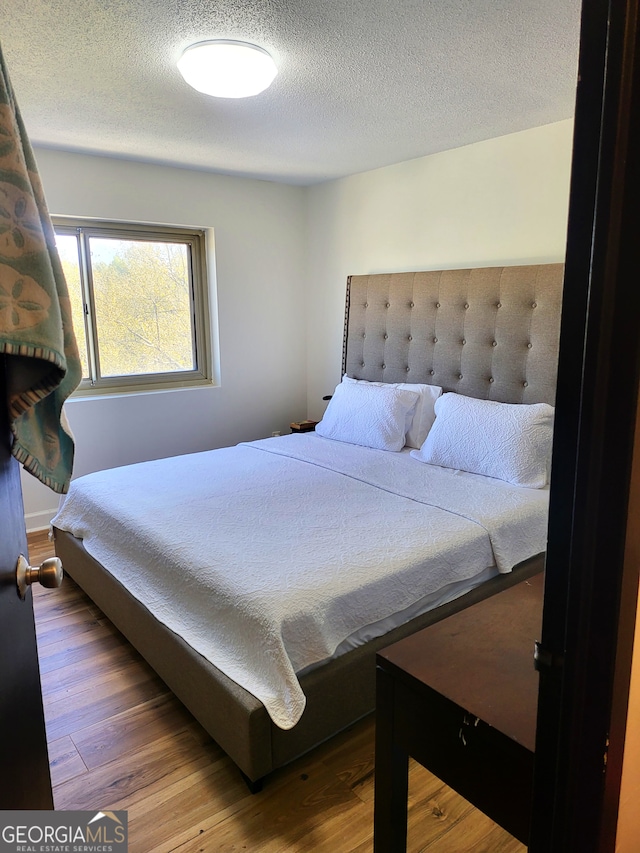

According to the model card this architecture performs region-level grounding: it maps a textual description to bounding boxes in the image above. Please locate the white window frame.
[53,217,212,395]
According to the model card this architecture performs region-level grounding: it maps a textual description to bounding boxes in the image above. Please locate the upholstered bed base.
[54,263,563,786]
[53,527,543,784]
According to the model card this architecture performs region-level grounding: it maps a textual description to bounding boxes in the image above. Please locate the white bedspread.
[52,433,548,730]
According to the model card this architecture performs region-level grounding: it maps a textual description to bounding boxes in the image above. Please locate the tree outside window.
[53,219,211,394]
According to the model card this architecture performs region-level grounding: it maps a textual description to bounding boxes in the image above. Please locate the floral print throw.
[0,44,81,493]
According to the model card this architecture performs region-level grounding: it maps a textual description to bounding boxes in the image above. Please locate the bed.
[52,263,564,789]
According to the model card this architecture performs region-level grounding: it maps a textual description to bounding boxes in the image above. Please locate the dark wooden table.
[373,572,544,851]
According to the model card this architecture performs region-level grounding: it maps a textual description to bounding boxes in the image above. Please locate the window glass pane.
[54,233,89,379]
[89,238,195,377]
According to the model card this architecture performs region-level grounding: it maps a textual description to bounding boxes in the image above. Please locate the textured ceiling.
[1,0,582,186]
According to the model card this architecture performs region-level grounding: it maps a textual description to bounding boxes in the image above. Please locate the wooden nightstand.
[374,572,544,850]
[290,420,318,433]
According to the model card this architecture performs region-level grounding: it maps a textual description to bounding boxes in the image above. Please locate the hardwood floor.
[29,529,525,853]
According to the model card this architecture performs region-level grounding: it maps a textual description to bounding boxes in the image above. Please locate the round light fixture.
[177,40,278,98]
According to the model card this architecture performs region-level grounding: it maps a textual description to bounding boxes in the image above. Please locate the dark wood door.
[0,358,53,808]
[530,0,640,849]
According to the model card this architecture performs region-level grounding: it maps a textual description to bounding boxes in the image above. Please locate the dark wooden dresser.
[373,572,544,851]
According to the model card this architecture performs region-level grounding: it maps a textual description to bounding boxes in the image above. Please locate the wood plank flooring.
[28,529,525,853]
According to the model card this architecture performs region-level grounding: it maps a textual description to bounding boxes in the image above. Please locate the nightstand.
[374,572,544,850]
[290,420,318,433]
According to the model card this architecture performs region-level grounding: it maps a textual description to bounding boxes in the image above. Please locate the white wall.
[23,120,575,529]
[305,120,574,419]
[22,149,308,530]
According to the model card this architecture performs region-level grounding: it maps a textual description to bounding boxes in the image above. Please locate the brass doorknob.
[16,554,63,600]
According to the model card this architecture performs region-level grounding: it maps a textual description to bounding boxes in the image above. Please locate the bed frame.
[54,263,564,788]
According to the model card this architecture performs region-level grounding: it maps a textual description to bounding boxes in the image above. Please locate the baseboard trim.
[24,509,57,534]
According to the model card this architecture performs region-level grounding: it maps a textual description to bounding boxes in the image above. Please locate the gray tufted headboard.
[342,264,564,406]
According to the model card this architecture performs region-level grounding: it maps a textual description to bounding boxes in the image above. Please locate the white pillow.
[411,393,554,488]
[316,380,420,451]
[342,376,442,448]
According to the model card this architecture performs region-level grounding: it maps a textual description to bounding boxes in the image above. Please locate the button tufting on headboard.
[342,264,564,405]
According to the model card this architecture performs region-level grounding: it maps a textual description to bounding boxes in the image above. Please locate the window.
[53,218,211,394]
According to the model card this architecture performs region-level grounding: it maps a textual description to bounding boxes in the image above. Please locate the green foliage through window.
[53,219,211,394]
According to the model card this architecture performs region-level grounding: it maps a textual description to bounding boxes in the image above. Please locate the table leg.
[374,665,410,853]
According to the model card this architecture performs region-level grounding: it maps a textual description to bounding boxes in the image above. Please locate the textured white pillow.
[342,376,442,448]
[411,393,554,488]
[316,381,420,451]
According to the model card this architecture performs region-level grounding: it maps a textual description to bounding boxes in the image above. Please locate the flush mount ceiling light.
[177,40,278,98]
